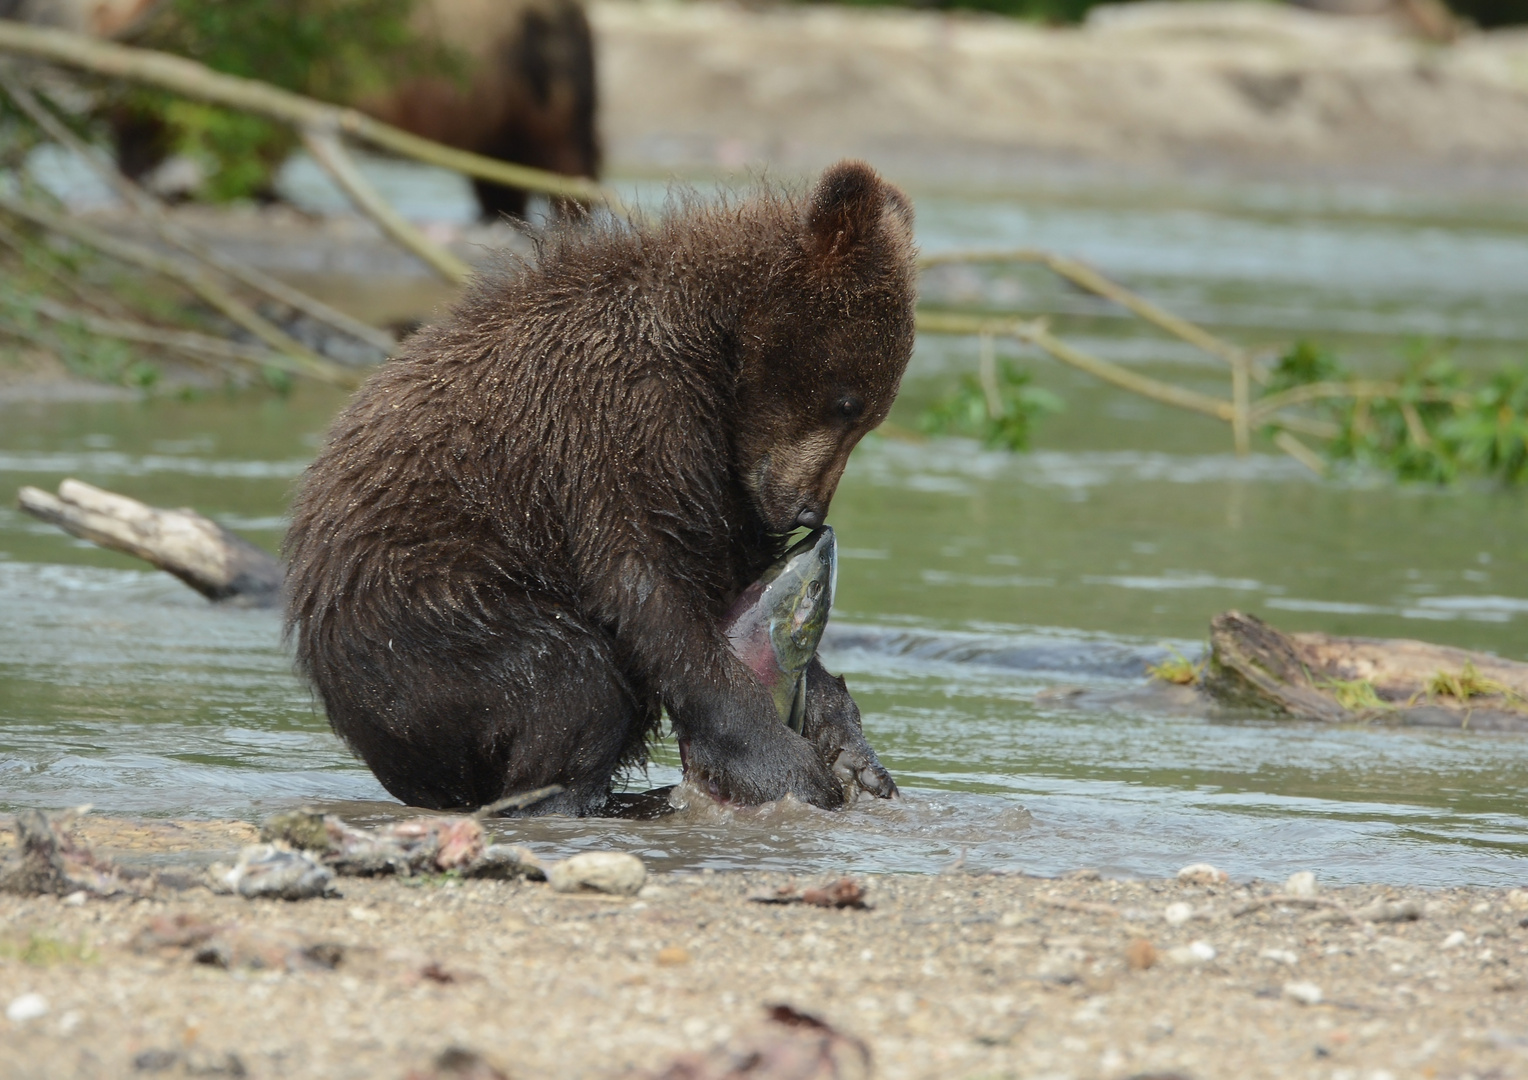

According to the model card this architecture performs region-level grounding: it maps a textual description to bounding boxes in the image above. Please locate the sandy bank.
[592,0,1528,192]
[3,816,1527,1079]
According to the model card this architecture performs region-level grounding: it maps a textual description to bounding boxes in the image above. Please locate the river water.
[2,175,1527,886]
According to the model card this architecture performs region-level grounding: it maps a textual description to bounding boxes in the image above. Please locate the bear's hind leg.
[318,606,656,815]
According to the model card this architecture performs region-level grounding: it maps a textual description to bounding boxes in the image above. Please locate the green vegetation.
[1313,675,1390,712]
[917,346,1063,451]
[115,0,459,201]
[1266,342,1528,486]
[0,932,97,966]
[1146,648,1206,686]
[1422,661,1528,709]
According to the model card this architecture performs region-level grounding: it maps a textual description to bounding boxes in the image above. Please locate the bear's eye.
[834,395,864,422]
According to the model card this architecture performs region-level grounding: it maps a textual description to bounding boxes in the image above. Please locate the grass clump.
[1146,647,1205,686]
[0,933,97,967]
[1313,675,1390,712]
[1422,661,1527,710]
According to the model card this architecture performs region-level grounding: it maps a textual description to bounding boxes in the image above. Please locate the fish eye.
[834,395,864,421]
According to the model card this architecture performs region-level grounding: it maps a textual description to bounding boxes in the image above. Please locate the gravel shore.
[2,817,1527,1079]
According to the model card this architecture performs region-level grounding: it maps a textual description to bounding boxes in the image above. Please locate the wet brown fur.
[283,162,916,813]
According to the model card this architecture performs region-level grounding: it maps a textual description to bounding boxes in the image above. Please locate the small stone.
[1124,939,1158,970]
[656,946,691,966]
[1441,930,1467,949]
[1283,871,1317,898]
[1163,901,1195,926]
[1505,889,1528,912]
[1352,898,1422,924]
[1177,863,1228,886]
[547,851,646,897]
[1166,940,1216,966]
[62,890,88,907]
[1282,981,1323,1005]
[6,993,48,1023]
[1259,948,1299,966]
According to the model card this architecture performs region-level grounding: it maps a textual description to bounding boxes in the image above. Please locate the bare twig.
[920,249,1262,382]
[0,192,357,386]
[24,293,296,372]
[1232,894,1349,918]
[302,126,470,286]
[1250,380,1470,423]
[0,63,395,355]
[1273,431,1329,476]
[0,21,612,208]
[916,309,1235,423]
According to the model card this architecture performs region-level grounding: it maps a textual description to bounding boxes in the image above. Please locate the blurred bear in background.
[2,0,599,219]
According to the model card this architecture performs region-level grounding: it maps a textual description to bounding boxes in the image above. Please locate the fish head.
[722,527,837,729]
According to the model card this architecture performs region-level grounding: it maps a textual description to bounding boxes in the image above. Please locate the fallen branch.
[302,127,470,286]
[23,293,308,374]
[0,63,394,356]
[916,309,1235,423]
[17,479,282,605]
[920,249,1261,381]
[0,20,611,208]
[0,192,357,386]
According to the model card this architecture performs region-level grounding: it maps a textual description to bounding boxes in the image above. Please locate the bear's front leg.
[669,662,849,809]
[800,658,899,800]
[598,561,848,809]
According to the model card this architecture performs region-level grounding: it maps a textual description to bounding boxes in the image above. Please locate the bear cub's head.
[732,161,917,535]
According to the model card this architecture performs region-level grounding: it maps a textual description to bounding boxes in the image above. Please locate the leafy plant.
[917,353,1063,451]
[1264,341,1528,487]
[1267,339,1346,395]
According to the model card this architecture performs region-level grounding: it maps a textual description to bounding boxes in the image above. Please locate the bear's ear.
[804,160,901,266]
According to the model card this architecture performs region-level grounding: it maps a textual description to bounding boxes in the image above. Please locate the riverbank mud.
[2,816,1526,1079]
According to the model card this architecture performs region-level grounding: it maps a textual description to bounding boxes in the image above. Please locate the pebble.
[1177,863,1228,886]
[655,946,691,966]
[1259,948,1299,966]
[1282,981,1323,1005]
[1352,898,1422,924]
[1163,901,1195,926]
[1166,941,1217,966]
[1506,889,1528,912]
[1440,930,1467,949]
[547,851,646,897]
[6,993,49,1023]
[1124,939,1158,971]
[1283,871,1317,897]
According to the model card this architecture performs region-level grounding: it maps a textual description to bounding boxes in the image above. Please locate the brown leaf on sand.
[751,877,871,910]
[645,1004,870,1080]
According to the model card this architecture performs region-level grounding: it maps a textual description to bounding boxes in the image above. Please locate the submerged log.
[17,479,281,606]
[1204,610,1528,731]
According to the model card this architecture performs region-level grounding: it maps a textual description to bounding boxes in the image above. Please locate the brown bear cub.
[283,161,917,815]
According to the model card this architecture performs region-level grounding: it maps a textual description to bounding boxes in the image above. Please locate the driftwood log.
[16,480,1528,733]
[1206,610,1528,731]
[17,479,281,605]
